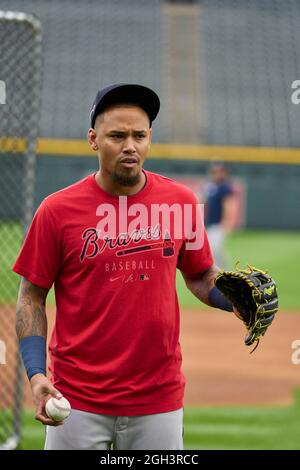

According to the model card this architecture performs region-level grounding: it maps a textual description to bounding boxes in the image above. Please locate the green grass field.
[17,390,300,450]
[0,223,23,303]
[183,389,300,450]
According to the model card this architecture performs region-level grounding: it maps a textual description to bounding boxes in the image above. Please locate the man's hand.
[30,373,65,426]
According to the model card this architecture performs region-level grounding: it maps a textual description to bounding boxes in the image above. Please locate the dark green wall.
[149,159,300,230]
[31,155,300,230]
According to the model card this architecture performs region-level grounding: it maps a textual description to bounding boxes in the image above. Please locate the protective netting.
[196,0,300,147]
[0,11,42,449]
[163,0,300,145]
[0,0,299,147]
[0,0,162,139]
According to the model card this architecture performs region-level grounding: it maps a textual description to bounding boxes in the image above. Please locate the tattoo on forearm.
[16,278,48,340]
[16,308,30,339]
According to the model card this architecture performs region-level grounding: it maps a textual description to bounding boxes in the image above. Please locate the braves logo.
[79,224,174,262]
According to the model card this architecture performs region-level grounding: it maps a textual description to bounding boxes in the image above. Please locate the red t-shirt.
[13,171,213,416]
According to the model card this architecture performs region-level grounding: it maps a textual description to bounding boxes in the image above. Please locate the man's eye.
[136,134,145,139]
[110,134,123,139]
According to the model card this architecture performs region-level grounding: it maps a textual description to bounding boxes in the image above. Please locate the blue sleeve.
[220,183,233,198]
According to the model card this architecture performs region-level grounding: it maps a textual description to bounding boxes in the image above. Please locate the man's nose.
[123,136,136,153]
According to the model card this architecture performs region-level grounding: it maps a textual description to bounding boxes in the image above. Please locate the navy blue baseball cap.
[90,83,160,128]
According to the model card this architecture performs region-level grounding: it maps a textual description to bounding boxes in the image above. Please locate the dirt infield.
[2,307,300,409]
[180,309,300,406]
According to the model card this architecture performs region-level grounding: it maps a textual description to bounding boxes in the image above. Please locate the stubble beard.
[111,167,142,187]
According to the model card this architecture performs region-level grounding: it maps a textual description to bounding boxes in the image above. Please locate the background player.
[203,162,237,268]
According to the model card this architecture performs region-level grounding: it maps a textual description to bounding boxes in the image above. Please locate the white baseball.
[45,396,71,422]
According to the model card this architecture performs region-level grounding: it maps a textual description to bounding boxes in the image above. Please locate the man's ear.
[87,128,98,151]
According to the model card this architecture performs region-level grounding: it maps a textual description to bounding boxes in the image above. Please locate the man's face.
[210,165,227,184]
[88,104,152,187]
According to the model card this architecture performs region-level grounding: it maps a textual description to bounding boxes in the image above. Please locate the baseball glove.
[215,264,278,352]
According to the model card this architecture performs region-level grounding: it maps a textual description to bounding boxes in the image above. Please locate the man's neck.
[95,170,146,196]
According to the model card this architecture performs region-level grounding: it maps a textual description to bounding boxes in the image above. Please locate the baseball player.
[13,83,237,450]
[203,162,236,268]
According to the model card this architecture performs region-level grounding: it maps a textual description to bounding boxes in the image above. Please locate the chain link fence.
[0,0,298,148]
[0,10,42,449]
[0,0,162,140]
[196,0,300,147]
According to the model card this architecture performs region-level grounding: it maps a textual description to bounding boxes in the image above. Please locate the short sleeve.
[221,183,233,198]
[12,201,61,289]
[177,191,214,275]
[177,230,214,275]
